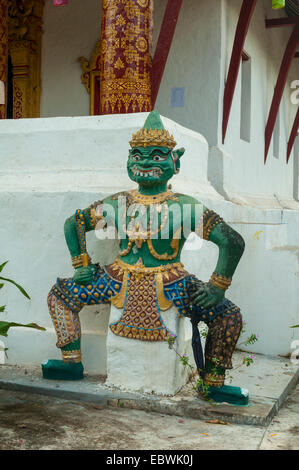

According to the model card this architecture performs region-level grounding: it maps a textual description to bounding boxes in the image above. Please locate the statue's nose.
[140,158,152,168]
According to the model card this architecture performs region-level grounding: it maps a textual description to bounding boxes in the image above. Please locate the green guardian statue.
[42,111,248,405]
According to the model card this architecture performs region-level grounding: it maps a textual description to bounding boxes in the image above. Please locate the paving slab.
[0,352,298,427]
[0,389,268,450]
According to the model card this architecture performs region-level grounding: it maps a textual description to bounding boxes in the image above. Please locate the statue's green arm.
[185,195,245,307]
[63,195,115,259]
[208,221,245,279]
[186,195,245,280]
[64,207,95,258]
[63,196,116,285]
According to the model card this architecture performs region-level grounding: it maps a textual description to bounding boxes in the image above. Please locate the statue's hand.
[73,265,95,286]
[190,282,225,309]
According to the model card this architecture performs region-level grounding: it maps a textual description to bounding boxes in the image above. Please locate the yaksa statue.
[42,111,248,405]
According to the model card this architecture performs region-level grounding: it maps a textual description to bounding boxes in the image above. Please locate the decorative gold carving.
[13,83,22,117]
[147,235,180,261]
[8,0,44,118]
[0,0,8,119]
[111,269,128,309]
[99,0,153,115]
[110,268,172,341]
[78,39,102,115]
[110,256,185,313]
[130,128,177,149]
[118,190,181,260]
[128,189,178,205]
[111,256,185,279]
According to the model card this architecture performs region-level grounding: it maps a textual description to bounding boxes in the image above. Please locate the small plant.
[166,335,211,400]
[242,355,255,367]
[166,319,259,399]
[0,261,45,344]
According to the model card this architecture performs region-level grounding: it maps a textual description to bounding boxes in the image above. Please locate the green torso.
[105,192,205,268]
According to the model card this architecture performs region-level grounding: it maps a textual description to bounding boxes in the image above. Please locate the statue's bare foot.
[200,384,249,406]
[41,359,84,381]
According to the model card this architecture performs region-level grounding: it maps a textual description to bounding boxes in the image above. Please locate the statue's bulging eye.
[152,155,165,162]
[132,155,141,161]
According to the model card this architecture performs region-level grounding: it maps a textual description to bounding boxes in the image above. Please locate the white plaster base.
[105,305,195,396]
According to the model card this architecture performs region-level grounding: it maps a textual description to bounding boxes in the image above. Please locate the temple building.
[0,0,298,376]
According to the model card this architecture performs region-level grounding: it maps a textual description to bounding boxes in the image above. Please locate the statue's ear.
[173,148,185,161]
[172,148,185,174]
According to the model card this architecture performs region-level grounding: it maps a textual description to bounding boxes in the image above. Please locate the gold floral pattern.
[0,0,8,118]
[99,0,152,114]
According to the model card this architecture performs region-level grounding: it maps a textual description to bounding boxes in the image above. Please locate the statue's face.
[127,146,176,186]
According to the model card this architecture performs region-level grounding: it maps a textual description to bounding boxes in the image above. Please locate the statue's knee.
[47,287,57,309]
[234,310,243,326]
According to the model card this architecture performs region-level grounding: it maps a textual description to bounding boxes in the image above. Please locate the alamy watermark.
[94,197,205,251]
[290,80,299,104]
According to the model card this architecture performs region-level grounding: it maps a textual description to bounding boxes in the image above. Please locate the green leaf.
[0,321,46,337]
[0,261,8,273]
[0,276,30,299]
[0,305,5,312]
[290,325,299,328]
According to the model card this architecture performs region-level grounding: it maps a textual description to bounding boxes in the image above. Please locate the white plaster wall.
[155,0,299,204]
[213,0,299,205]
[0,114,298,375]
[41,0,101,117]
[153,0,222,146]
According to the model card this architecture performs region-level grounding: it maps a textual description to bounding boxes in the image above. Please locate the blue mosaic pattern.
[55,266,122,312]
[164,277,190,318]
[164,275,240,323]
[53,269,239,325]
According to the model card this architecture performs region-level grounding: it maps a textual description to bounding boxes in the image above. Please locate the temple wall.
[40,0,299,205]
[0,114,298,374]
[40,0,102,118]
[210,0,299,206]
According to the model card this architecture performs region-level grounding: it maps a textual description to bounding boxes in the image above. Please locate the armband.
[195,209,223,240]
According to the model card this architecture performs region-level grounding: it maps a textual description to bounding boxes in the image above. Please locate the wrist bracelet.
[72,253,91,269]
[209,272,232,291]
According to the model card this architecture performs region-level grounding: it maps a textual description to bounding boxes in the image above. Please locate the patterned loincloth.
[50,258,240,342]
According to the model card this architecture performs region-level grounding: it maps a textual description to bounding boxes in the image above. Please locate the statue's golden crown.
[129,128,177,149]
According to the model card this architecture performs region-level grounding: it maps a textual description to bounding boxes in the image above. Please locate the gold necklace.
[119,203,169,255]
[128,189,178,205]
